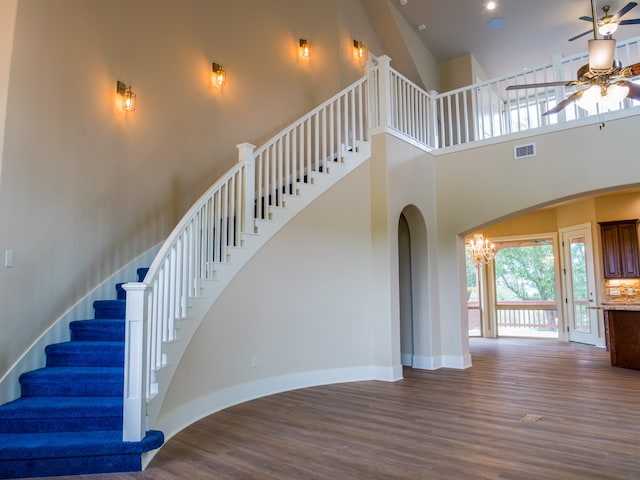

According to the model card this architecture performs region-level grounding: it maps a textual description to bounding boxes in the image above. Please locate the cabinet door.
[601,224,621,278]
[618,222,640,277]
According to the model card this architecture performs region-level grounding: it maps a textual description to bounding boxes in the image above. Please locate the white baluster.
[237,143,255,234]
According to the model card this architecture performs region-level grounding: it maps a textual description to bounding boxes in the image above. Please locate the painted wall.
[158,160,379,436]
[362,0,440,91]
[0,0,18,182]
[0,0,386,382]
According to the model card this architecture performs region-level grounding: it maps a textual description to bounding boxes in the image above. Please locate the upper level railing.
[367,36,640,150]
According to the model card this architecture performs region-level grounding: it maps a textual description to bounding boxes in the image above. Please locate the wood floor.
[31,338,640,479]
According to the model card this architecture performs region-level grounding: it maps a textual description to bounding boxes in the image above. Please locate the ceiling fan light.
[601,83,630,109]
[598,21,618,36]
[576,85,601,113]
[588,39,616,74]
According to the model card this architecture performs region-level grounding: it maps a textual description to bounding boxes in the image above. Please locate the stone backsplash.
[603,278,640,304]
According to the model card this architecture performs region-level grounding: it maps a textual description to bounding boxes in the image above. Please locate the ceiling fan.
[569,2,640,42]
[506,1,640,115]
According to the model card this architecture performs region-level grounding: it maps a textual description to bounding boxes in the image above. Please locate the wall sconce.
[212,62,226,87]
[299,39,311,58]
[353,40,365,60]
[116,81,136,111]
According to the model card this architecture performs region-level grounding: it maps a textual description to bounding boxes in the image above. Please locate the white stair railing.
[122,77,369,442]
[254,77,367,220]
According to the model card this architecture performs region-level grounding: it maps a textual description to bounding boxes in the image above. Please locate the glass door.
[560,225,599,346]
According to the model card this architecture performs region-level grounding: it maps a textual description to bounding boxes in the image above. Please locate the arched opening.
[398,205,431,368]
[398,213,413,366]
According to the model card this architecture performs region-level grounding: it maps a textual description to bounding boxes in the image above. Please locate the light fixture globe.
[598,21,619,36]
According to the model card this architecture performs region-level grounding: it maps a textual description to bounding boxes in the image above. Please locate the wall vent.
[514,142,536,159]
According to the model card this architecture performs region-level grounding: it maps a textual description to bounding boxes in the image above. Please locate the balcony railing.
[367,36,640,151]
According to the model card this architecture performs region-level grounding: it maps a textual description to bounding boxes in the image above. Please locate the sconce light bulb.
[353,40,365,59]
[212,63,226,86]
[116,81,136,111]
[300,39,311,58]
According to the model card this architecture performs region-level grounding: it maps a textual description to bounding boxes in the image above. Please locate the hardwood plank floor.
[29,338,640,479]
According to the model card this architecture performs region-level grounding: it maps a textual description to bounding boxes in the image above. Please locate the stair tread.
[0,396,122,418]
[47,340,124,348]
[21,366,123,377]
[0,430,164,460]
[70,319,125,325]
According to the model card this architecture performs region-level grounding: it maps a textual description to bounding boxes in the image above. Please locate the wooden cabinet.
[599,220,640,278]
[604,309,640,369]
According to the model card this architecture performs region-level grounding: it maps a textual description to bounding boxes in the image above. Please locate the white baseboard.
[412,354,472,370]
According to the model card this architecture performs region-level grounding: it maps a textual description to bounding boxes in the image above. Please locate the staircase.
[0,268,164,479]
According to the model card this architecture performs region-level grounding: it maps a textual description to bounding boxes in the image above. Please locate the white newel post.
[237,142,256,235]
[366,55,392,135]
[122,282,149,442]
[428,89,439,149]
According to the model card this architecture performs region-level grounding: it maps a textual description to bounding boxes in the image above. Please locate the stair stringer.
[143,141,372,436]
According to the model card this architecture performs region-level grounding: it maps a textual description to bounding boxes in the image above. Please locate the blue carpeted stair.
[0,268,164,479]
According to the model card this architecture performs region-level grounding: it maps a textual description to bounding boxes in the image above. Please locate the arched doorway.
[398,213,413,366]
[398,206,430,368]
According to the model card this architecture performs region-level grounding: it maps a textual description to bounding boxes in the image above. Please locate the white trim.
[410,354,473,370]
[401,353,413,366]
[442,354,473,369]
[412,355,441,370]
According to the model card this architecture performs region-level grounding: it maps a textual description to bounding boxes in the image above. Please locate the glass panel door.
[561,225,600,346]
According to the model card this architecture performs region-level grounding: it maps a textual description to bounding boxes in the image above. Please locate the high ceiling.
[394,0,640,79]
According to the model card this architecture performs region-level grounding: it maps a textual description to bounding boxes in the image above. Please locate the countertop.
[593,304,640,311]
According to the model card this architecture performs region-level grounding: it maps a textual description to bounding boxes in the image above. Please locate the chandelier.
[468,234,495,267]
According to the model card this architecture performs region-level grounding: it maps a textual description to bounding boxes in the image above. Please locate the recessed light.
[418,24,426,31]
[400,0,407,5]
[488,17,504,30]
[486,1,497,10]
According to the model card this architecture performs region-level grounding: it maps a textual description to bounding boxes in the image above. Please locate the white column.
[366,55,393,135]
[237,143,256,235]
[428,89,439,148]
[122,282,149,442]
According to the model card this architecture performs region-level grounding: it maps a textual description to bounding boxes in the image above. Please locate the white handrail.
[253,77,368,219]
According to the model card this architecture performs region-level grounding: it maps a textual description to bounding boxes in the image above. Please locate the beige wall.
[363,0,440,91]
[0,0,386,381]
[0,0,17,182]
[159,160,378,435]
